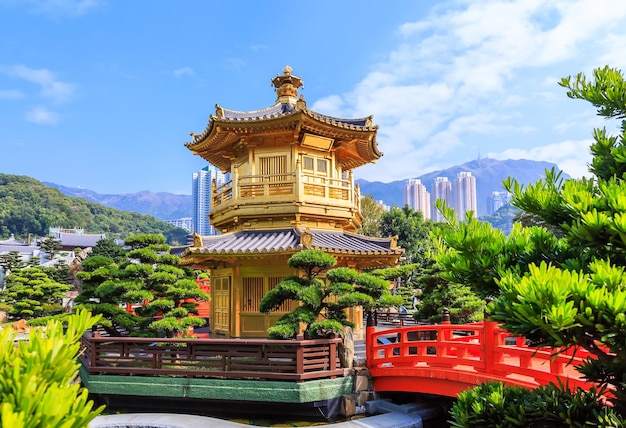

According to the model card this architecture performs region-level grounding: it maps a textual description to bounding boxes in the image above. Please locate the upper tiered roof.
[185,66,382,171]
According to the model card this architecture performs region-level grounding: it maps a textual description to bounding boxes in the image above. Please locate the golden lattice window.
[260,155,287,180]
[242,275,292,313]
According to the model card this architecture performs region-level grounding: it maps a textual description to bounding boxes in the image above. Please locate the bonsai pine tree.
[0,249,27,273]
[39,236,62,262]
[0,267,70,319]
[260,249,400,339]
[441,65,626,425]
[75,234,208,337]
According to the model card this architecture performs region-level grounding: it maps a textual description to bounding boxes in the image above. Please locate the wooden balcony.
[79,332,344,382]
[211,172,361,227]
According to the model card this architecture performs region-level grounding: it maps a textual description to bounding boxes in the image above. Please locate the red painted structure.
[193,278,211,319]
[366,319,597,397]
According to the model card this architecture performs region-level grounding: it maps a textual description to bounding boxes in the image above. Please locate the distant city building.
[403,179,431,219]
[487,191,512,215]
[453,172,477,219]
[164,217,192,232]
[48,227,106,251]
[376,199,390,211]
[431,177,452,222]
[0,234,42,266]
[192,164,226,236]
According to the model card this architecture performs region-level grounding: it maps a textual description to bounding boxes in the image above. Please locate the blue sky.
[1,0,626,195]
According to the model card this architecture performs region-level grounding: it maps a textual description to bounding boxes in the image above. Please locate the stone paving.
[89,410,424,428]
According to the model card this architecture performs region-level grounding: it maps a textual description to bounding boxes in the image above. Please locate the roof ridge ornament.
[215,104,225,119]
[271,65,303,104]
[300,228,313,248]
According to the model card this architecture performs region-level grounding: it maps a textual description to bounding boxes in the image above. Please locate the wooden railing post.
[90,332,98,368]
[329,338,338,373]
[296,334,305,375]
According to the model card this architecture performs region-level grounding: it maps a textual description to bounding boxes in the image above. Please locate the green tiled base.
[79,365,353,403]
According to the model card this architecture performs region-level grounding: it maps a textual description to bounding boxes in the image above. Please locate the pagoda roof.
[54,232,106,248]
[182,228,403,258]
[0,245,40,255]
[185,67,382,171]
[0,234,28,246]
[215,102,373,128]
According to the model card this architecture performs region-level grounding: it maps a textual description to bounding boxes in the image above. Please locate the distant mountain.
[0,174,188,245]
[43,183,192,220]
[357,158,569,217]
[44,158,567,220]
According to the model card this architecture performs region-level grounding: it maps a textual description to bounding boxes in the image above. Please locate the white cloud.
[173,67,194,77]
[3,65,75,103]
[334,0,626,182]
[487,139,593,179]
[25,106,60,125]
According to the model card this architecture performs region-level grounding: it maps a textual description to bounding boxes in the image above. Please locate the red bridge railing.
[366,318,596,397]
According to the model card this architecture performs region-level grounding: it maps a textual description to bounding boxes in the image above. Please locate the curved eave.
[182,246,403,258]
[185,110,381,170]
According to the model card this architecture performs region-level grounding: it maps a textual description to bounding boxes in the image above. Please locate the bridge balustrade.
[367,319,597,397]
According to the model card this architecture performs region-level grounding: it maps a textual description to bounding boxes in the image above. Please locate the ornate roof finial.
[271,65,303,104]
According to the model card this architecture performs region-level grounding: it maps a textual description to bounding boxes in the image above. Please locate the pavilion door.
[212,276,231,335]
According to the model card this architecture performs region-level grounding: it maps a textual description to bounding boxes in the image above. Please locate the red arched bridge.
[366,319,596,397]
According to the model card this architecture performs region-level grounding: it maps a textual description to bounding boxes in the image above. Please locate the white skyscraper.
[488,191,512,214]
[192,164,226,236]
[403,179,431,220]
[453,172,477,220]
[431,177,452,222]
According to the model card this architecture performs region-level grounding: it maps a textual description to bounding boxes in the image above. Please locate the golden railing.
[212,173,359,210]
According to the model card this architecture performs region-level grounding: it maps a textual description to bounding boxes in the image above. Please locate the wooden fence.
[79,332,344,382]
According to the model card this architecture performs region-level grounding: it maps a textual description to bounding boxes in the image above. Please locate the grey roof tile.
[56,232,106,248]
[192,228,401,256]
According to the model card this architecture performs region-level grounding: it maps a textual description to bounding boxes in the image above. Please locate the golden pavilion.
[182,66,403,338]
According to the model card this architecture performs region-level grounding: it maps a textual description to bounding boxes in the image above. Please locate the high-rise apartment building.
[403,178,431,219]
[431,177,452,222]
[192,164,226,236]
[164,217,192,232]
[487,191,512,215]
[453,172,477,219]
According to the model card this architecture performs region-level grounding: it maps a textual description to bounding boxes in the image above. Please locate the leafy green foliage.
[442,66,626,423]
[74,234,209,338]
[436,203,568,299]
[358,194,387,237]
[0,250,27,273]
[260,250,399,339]
[0,174,187,245]
[0,267,70,319]
[39,236,61,260]
[0,309,104,427]
[450,381,621,428]
[479,204,519,236]
[380,205,436,266]
[287,249,337,278]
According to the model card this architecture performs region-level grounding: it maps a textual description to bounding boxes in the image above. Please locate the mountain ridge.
[357,158,568,216]
[44,158,567,219]
[42,183,193,220]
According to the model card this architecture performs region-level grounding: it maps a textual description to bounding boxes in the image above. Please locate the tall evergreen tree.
[444,66,626,424]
